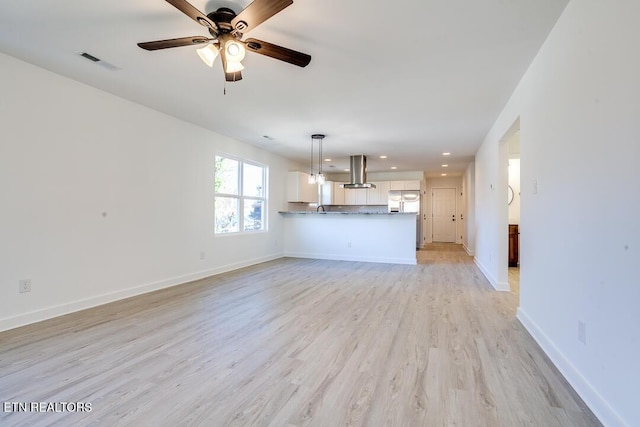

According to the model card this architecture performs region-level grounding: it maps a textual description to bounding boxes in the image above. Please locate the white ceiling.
[0,0,568,175]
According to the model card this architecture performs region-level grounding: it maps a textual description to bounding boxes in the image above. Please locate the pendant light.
[308,135,316,184]
[312,134,326,185]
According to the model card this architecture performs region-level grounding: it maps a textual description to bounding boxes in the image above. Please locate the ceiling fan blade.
[244,38,311,67]
[225,71,243,82]
[231,0,293,34]
[138,36,212,51]
[165,0,218,33]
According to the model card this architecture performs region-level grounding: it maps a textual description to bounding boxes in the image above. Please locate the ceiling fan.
[138,0,311,82]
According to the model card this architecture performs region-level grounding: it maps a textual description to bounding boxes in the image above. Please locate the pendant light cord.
[309,136,314,177]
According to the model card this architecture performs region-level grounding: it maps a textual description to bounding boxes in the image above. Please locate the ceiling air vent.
[80,52,101,62]
[79,52,121,71]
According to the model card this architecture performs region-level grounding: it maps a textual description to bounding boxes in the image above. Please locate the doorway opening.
[505,124,521,301]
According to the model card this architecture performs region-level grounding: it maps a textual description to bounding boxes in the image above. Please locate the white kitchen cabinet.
[320,181,332,205]
[389,181,405,190]
[367,181,390,205]
[404,180,421,190]
[344,188,367,205]
[355,189,368,205]
[389,180,421,191]
[320,181,346,205]
[333,182,345,205]
[287,171,318,203]
[344,188,357,205]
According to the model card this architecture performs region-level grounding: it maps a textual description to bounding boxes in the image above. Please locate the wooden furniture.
[509,224,519,267]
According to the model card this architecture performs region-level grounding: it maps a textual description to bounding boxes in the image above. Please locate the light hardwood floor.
[0,244,600,426]
[509,266,520,296]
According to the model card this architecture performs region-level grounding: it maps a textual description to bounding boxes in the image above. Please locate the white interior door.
[432,188,457,243]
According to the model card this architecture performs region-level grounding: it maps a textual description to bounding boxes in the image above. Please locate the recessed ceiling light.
[262,135,274,140]
[442,164,448,167]
[442,152,451,156]
[441,173,447,176]
[379,155,388,159]
[391,166,397,170]
[324,158,331,162]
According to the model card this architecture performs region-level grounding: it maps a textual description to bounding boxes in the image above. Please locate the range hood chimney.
[342,155,376,189]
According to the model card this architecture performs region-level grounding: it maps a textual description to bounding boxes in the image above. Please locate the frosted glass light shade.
[225,60,245,73]
[225,41,246,62]
[196,44,219,67]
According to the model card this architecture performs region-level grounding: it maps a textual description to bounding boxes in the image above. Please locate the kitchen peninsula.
[279,211,417,265]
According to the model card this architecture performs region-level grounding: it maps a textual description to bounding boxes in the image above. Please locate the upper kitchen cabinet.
[320,181,346,205]
[389,180,421,191]
[367,181,390,205]
[404,180,421,190]
[287,171,318,203]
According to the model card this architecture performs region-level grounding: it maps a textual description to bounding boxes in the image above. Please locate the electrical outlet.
[19,279,31,293]
[199,251,205,260]
[578,321,587,345]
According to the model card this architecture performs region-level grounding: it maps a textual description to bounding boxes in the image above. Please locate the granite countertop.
[278,211,416,215]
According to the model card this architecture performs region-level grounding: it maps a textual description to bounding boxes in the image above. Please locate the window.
[214,155,267,234]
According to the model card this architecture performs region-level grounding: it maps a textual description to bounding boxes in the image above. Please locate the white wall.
[508,159,521,224]
[473,1,640,425]
[463,162,475,255]
[0,53,295,332]
[474,129,510,290]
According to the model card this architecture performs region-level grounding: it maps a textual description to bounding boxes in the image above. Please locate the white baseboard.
[0,253,283,333]
[473,257,509,291]
[283,251,416,265]
[517,308,625,427]
[463,244,474,256]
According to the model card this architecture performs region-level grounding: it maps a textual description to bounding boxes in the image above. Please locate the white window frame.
[214,154,268,234]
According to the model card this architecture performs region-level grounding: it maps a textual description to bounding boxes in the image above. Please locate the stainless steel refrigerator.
[388,190,421,248]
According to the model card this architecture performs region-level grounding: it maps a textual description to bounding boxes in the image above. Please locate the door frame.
[431,187,458,243]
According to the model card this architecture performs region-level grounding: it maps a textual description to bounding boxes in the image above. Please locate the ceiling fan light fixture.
[196,44,219,67]
[225,41,246,62]
[225,61,245,73]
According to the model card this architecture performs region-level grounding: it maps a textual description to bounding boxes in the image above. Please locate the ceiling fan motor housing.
[208,7,238,34]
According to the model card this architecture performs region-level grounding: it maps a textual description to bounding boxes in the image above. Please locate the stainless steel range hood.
[342,155,376,189]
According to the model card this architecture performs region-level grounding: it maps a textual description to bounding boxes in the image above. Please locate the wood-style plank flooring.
[509,266,520,296]
[0,244,600,426]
